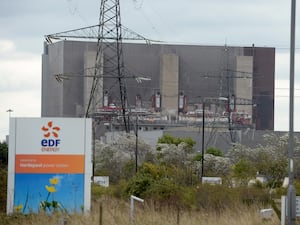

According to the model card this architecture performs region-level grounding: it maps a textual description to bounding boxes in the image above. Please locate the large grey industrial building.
[42,41,275,131]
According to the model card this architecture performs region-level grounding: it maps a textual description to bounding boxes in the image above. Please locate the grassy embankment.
[0,196,280,225]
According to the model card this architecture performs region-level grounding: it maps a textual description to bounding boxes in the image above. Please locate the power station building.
[42,41,275,130]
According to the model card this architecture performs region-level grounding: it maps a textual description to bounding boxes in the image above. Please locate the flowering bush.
[94,134,154,183]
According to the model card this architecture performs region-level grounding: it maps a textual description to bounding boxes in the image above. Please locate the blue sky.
[14,173,84,213]
[1,0,300,140]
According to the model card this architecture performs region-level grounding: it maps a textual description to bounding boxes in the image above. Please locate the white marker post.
[130,195,144,223]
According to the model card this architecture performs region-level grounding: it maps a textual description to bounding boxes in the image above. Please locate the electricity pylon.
[45,0,153,133]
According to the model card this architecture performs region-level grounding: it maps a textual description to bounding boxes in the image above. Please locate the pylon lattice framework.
[45,0,153,133]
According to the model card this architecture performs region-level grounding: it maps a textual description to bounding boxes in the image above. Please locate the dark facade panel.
[244,47,275,130]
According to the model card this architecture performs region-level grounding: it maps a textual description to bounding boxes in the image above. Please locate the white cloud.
[122,0,291,46]
[0,40,41,92]
[0,40,14,53]
[275,79,300,131]
[0,90,41,142]
[0,40,41,141]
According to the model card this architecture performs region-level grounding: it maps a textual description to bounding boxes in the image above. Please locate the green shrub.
[179,186,198,209]
[91,183,108,200]
[294,179,300,196]
[232,159,256,185]
[192,153,202,162]
[195,184,239,211]
[206,146,223,157]
[121,160,136,180]
[239,186,270,206]
[145,178,181,203]
[124,163,185,201]
[157,134,196,152]
[125,173,153,197]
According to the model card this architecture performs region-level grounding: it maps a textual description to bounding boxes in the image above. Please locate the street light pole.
[6,109,13,142]
[287,0,297,224]
[135,114,138,173]
[92,122,96,182]
[199,97,228,180]
[6,109,13,118]
[201,101,205,179]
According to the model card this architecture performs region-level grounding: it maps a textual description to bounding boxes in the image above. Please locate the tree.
[125,162,182,205]
[232,159,256,186]
[0,142,8,212]
[156,142,194,167]
[0,142,8,167]
[227,134,290,187]
[157,134,196,153]
[94,134,154,183]
[156,134,196,167]
[0,167,7,212]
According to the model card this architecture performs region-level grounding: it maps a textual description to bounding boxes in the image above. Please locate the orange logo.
[42,121,60,138]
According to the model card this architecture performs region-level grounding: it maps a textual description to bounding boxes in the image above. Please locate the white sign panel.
[94,176,109,187]
[7,117,92,214]
[202,177,222,185]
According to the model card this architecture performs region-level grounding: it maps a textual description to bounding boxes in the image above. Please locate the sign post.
[130,195,144,223]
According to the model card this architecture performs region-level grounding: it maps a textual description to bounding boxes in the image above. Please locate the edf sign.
[41,139,61,147]
[7,117,92,214]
